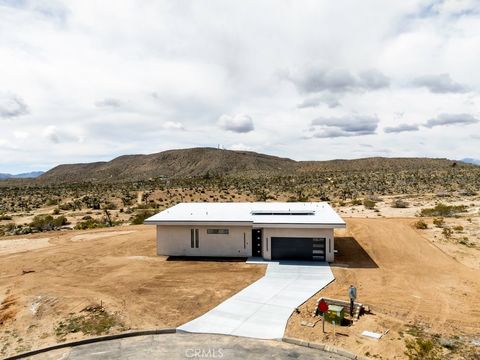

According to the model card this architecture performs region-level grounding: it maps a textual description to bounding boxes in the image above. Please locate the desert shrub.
[392,199,409,208]
[420,203,468,217]
[350,199,362,206]
[52,208,60,215]
[453,225,464,232]
[55,304,123,338]
[442,227,453,239]
[405,337,441,360]
[53,215,68,227]
[59,203,73,211]
[102,202,117,210]
[130,210,156,225]
[366,194,382,202]
[433,217,445,228]
[29,214,69,231]
[0,214,12,221]
[363,198,376,209]
[459,189,477,196]
[414,220,428,229]
[459,237,470,246]
[74,218,108,230]
[45,198,58,206]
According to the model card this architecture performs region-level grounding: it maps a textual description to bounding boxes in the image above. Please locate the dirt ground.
[0,226,265,357]
[286,217,480,359]
[1,215,480,359]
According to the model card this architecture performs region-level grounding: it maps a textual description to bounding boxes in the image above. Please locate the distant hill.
[37,148,296,183]
[35,147,468,184]
[461,158,480,165]
[0,171,45,180]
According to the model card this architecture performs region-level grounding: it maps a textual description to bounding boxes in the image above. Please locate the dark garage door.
[271,237,326,261]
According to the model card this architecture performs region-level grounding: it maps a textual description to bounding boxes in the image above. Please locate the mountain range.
[0,171,45,180]
[461,158,480,165]
[33,147,472,184]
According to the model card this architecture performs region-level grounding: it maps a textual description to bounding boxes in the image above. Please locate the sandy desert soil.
[0,226,265,357]
[1,213,479,359]
[286,218,480,359]
[335,195,480,271]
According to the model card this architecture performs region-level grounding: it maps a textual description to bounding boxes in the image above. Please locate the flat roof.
[145,202,346,228]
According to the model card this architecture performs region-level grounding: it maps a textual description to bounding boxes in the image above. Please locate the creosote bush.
[414,220,428,229]
[363,198,376,209]
[29,214,69,232]
[130,210,156,225]
[392,199,409,208]
[433,217,445,228]
[420,203,468,217]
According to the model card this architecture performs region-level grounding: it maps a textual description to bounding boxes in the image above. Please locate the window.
[243,232,246,249]
[207,229,229,234]
[191,229,199,248]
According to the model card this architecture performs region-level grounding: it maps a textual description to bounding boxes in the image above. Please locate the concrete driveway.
[178,260,334,339]
[32,333,348,360]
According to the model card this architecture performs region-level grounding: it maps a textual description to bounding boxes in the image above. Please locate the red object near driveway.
[318,299,328,313]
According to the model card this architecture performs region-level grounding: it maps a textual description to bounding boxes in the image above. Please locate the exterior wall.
[262,227,335,262]
[156,225,252,257]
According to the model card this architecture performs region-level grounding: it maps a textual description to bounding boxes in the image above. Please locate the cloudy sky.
[1,0,479,173]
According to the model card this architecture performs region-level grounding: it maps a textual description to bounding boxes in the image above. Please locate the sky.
[1,0,479,173]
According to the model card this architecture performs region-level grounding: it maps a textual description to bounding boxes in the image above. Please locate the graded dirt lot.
[0,226,265,357]
[286,218,480,359]
[1,217,480,359]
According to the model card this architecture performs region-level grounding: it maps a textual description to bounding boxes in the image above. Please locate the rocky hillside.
[37,147,296,183]
[35,147,471,184]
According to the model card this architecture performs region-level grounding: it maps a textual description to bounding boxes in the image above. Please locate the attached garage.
[271,237,325,261]
[145,202,345,262]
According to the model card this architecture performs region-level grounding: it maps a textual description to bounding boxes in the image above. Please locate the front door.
[252,229,262,257]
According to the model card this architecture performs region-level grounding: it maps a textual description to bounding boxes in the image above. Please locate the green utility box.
[325,304,345,324]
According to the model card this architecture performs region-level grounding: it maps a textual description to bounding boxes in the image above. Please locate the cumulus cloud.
[1,2,480,172]
[162,121,184,131]
[358,70,391,89]
[297,94,340,109]
[424,113,479,128]
[42,125,60,143]
[218,114,254,133]
[384,124,420,133]
[0,93,29,118]
[287,67,389,94]
[413,74,468,93]
[94,98,122,108]
[310,115,379,138]
[41,125,83,144]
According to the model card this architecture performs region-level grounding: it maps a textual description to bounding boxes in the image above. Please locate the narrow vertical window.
[243,232,246,249]
[191,229,195,248]
[195,229,199,248]
[329,238,331,253]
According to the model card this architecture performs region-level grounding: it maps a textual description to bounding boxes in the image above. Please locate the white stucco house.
[144,202,345,262]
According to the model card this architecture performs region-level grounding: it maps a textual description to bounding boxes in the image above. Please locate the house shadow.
[331,237,378,269]
[166,256,248,262]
